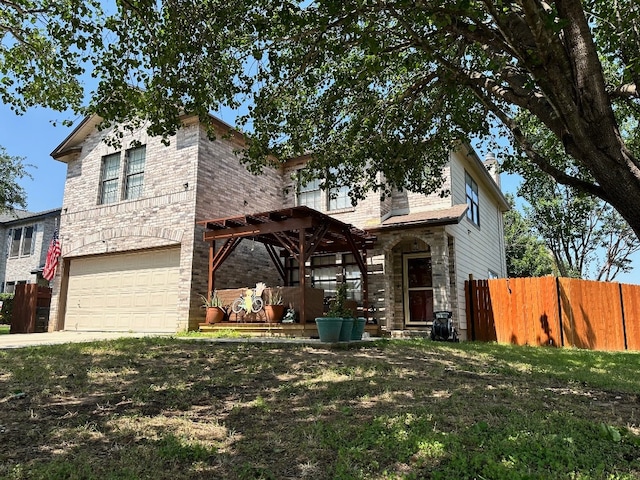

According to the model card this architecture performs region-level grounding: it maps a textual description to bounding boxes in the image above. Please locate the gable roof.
[0,208,61,226]
[50,113,249,163]
[367,204,468,232]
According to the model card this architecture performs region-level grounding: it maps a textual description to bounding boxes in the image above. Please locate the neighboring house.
[0,209,62,292]
[48,114,508,338]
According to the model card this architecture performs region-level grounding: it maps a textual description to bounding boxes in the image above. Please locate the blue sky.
[1,101,638,285]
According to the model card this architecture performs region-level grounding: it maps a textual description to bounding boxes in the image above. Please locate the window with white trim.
[465,171,480,226]
[297,177,322,210]
[21,226,34,256]
[9,228,21,258]
[8,226,34,258]
[100,152,121,204]
[328,184,351,210]
[124,146,146,200]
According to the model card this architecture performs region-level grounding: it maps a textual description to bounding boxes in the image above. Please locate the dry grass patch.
[1,338,640,479]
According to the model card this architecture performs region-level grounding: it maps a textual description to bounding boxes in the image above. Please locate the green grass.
[1,338,639,479]
[0,324,9,334]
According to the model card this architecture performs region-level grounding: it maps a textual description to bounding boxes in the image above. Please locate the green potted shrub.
[316,282,352,342]
[201,291,226,324]
[264,287,285,323]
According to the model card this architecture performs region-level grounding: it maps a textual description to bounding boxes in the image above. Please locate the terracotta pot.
[264,305,285,323]
[206,307,225,324]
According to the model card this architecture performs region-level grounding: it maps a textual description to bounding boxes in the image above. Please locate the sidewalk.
[0,331,170,349]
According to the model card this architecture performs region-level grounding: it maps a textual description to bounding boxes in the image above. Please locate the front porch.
[197,206,377,337]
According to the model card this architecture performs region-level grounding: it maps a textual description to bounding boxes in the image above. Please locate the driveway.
[0,331,170,349]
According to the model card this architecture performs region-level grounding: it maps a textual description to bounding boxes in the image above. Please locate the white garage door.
[65,248,181,332]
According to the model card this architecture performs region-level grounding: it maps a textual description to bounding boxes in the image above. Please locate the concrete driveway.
[0,331,170,349]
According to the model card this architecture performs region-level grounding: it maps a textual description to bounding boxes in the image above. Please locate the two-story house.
[281,148,508,336]
[48,113,508,338]
[0,209,61,293]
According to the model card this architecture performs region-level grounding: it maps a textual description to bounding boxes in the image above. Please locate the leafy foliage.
[3,1,640,237]
[0,147,30,213]
[503,194,553,278]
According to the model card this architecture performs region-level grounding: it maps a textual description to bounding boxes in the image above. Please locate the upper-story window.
[124,146,146,200]
[8,226,34,258]
[329,184,351,210]
[99,146,146,204]
[100,153,121,204]
[296,169,353,211]
[297,177,322,210]
[465,171,480,226]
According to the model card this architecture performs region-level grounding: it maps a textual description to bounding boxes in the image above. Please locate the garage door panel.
[66,248,180,332]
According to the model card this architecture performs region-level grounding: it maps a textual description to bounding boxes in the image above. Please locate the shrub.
[0,293,14,325]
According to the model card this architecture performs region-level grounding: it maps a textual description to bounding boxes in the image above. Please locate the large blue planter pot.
[339,317,354,342]
[351,317,367,341]
[315,317,343,343]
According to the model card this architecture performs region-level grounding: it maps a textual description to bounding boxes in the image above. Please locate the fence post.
[555,277,565,348]
[619,283,628,351]
[467,274,476,341]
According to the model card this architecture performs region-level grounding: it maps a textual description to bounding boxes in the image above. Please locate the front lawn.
[0,325,9,335]
[1,338,639,479]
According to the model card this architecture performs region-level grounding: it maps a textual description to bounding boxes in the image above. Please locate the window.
[5,282,15,294]
[343,253,362,302]
[329,185,351,210]
[124,146,145,200]
[465,171,480,226]
[100,153,121,204]
[297,177,322,210]
[9,226,35,257]
[311,255,337,298]
[9,229,21,257]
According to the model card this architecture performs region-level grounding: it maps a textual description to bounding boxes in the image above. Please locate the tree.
[0,147,29,213]
[3,1,640,239]
[522,178,640,281]
[503,194,553,278]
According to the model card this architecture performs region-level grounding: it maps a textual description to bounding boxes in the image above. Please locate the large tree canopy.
[3,1,640,236]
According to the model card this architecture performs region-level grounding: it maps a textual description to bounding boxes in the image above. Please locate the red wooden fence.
[466,277,640,351]
[9,284,52,334]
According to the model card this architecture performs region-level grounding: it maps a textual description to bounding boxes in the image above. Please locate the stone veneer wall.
[371,227,454,332]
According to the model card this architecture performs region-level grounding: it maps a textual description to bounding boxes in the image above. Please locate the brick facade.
[48,115,507,336]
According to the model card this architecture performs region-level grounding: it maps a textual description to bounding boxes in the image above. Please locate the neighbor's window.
[21,226,34,256]
[100,152,121,204]
[124,146,146,200]
[465,171,480,226]
[5,281,15,294]
[297,177,322,210]
[9,228,21,258]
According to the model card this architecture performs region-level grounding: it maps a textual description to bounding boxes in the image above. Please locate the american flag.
[43,230,61,281]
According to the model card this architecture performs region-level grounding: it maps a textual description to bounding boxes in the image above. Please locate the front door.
[403,253,433,326]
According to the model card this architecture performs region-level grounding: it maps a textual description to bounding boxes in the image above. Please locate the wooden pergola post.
[208,240,215,297]
[299,227,307,324]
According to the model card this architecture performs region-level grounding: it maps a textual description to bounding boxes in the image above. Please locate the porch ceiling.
[198,206,376,254]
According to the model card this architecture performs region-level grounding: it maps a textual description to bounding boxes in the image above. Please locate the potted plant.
[264,287,285,323]
[316,282,353,342]
[201,291,226,324]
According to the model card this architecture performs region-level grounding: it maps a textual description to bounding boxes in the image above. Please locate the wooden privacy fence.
[465,277,640,351]
[9,284,52,334]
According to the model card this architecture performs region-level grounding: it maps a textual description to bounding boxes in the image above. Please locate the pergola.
[197,206,376,324]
